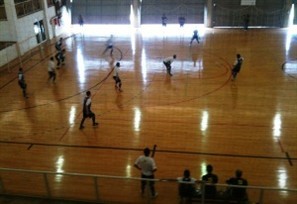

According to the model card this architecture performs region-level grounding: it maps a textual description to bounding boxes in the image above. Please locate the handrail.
[1,167,297,192]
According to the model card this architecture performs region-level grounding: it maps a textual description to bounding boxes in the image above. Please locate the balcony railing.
[0,167,297,203]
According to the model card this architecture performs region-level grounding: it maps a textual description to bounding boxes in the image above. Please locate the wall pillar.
[132,0,141,28]
[3,0,18,41]
[205,0,214,28]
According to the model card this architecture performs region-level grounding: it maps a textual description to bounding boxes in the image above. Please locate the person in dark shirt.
[243,14,250,31]
[231,54,244,80]
[226,169,248,201]
[55,48,65,68]
[18,68,28,98]
[161,14,168,27]
[79,91,99,129]
[178,169,197,202]
[201,164,218,198]
[78,14,84,26]
[178,16,185,27]
[190,30,200,45]
[55,37,63,52]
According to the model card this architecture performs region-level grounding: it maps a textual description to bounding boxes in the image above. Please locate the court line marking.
[0,140,295,161]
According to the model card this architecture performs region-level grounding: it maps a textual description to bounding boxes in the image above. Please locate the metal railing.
[0,167,297,203]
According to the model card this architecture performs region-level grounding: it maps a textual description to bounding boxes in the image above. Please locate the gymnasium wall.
[140,0,205,24]
[71,0,131,24]
[212,0,289,27]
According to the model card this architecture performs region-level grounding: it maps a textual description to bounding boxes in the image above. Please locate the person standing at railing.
[134,147,158,198]
[201,164,218,199]
[226,169,248,202]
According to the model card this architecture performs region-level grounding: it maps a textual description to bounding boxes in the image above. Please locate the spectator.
[201,164,218,198]
[134,147,158,198]
[177,169,198,203]
[226,169,248,202]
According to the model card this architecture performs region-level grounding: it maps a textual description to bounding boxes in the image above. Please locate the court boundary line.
[0,140,296,161]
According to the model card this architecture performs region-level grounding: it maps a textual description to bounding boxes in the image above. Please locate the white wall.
[0,0,58,68]
[0,21,13,41]
[0,44,18,67]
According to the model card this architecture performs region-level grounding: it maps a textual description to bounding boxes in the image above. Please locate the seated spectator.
[177,169,198,203]
[226,169,248,201]
[201,164,218,198]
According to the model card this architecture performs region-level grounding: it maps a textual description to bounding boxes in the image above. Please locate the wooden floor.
[0,25,297,203]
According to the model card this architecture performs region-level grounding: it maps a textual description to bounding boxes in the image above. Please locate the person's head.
[50,57,54,61]
[183,169,191,178]
[143,147,150,156]
[206,164,213,173]
[86,91,91,97]
[237,54,241,59]
[173,54,177,59]
[60,37,63,42]
[235,169,243,178]
[19,67,23,72]
[116,62,120,67]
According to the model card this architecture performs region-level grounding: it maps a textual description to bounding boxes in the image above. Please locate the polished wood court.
[0,26,296,203]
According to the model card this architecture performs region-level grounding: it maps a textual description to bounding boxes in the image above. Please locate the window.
[0,0,7,20]
[34,20,46,43]
[47,0,54,7]
[15,0,42,18]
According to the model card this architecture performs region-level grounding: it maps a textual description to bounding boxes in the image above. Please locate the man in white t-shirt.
[113,62,122,92]
[163,54,176,76]
[48,57,56,82]
[102,35,114,56]
[134,147,158,198]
